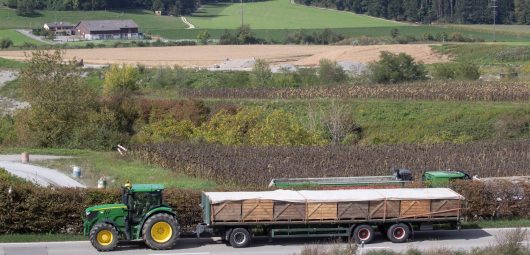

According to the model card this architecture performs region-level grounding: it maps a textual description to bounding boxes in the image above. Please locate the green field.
[0,29,45,46]
[187,0,401,29]
[450,24,530,36]
[0,8,187,35]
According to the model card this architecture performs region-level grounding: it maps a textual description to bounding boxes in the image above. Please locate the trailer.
[197,188,464,248]
[268,169,413,190]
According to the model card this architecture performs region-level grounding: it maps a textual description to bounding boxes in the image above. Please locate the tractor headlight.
[85,211,90,216]
[86,211,97,220]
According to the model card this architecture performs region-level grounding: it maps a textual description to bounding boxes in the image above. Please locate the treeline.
[296,0,530,24]
[5,0,199,15]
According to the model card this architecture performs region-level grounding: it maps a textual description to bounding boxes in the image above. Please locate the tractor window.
[130,192,162,223]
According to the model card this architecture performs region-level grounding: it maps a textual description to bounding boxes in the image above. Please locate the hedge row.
[0,169,202,234]
[1,169,528,235]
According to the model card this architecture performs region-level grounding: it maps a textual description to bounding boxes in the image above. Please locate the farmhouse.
[43,22,74,35]
[74,20,141,40]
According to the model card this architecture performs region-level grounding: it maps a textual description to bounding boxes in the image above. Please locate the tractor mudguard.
[135,207,176,239]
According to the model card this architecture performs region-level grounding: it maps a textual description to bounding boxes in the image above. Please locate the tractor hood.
[85,203,127,214]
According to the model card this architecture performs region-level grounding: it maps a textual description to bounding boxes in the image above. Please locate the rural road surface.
[0,228,528,255]
[0,154,85,188]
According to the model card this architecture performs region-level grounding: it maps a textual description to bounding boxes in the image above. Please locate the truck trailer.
[197,188,464,248]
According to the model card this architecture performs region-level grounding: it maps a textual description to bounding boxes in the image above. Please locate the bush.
[318,59,346,84]
[199,108,327,146]
[369,51,427,84]
[0,38,13,49]
[197,31,210,45]
[133,119,196,144]
[103,64,140,96]
[249,59,272,87]
[432,63,480,81]
[219,30,237,45]
[136,98,210,126]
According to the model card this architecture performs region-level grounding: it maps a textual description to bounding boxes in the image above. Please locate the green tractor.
[83,182,180,251]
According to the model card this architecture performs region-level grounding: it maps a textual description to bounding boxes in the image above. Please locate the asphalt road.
[0,154,84,188]
[0,228,528,255]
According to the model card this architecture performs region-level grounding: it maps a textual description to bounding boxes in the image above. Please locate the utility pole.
[240,0,244,26]
[490,0,497,42]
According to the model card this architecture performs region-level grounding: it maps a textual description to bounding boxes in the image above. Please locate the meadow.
[0,29,44,46]
[187,0,401,29]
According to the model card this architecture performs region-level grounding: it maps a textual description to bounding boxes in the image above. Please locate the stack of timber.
[201,188,464,225]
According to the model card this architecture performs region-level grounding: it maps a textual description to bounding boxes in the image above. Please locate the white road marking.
[150,253,210,255]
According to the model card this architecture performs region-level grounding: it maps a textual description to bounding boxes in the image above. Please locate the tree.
[15,50,97,147]
[16,0,37,16]
[369,51,427,83]
[249,59,272,87]
[103,64,140,96]
[197,31,210,45]
[152,0,164,11]
[102,64,140,136]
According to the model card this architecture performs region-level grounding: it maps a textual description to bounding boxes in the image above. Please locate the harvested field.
[0,44,448,68]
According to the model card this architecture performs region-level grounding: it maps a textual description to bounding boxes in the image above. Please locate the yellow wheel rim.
[97,230,113,246]
[151,222,173,243]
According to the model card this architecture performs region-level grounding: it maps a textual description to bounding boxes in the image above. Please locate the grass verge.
[21,149,216,190]
[0,234,85,243]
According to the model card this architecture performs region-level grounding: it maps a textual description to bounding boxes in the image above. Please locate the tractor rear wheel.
[89,223,119,252]
[142,213,180,250]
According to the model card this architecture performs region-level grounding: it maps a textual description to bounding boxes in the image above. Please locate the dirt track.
[0,44,448,67]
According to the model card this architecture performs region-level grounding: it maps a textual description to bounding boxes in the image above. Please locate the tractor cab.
[84,182,180,252]
[122,183,164,226]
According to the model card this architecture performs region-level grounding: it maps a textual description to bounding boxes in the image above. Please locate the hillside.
[187,0,402,29]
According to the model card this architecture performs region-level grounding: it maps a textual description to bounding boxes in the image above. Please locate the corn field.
[182,81,530,101]
[131,140,530,189]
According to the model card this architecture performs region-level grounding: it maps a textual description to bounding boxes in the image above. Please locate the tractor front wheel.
[89,223,119,252]
[142,213,180,250]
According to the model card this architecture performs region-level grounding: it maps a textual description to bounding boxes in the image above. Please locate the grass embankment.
[0,148,215,189]
[0,29,45,46]
[203,99,530,144]
[0,57,25,69]
[434,44,530,64]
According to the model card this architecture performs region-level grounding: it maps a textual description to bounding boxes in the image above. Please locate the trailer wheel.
[387,223,410,243]
[142,213,180,250]
[89,223,119,252]
[352,224,374,244]
[229,228,251,248]
[221,228,232,243]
